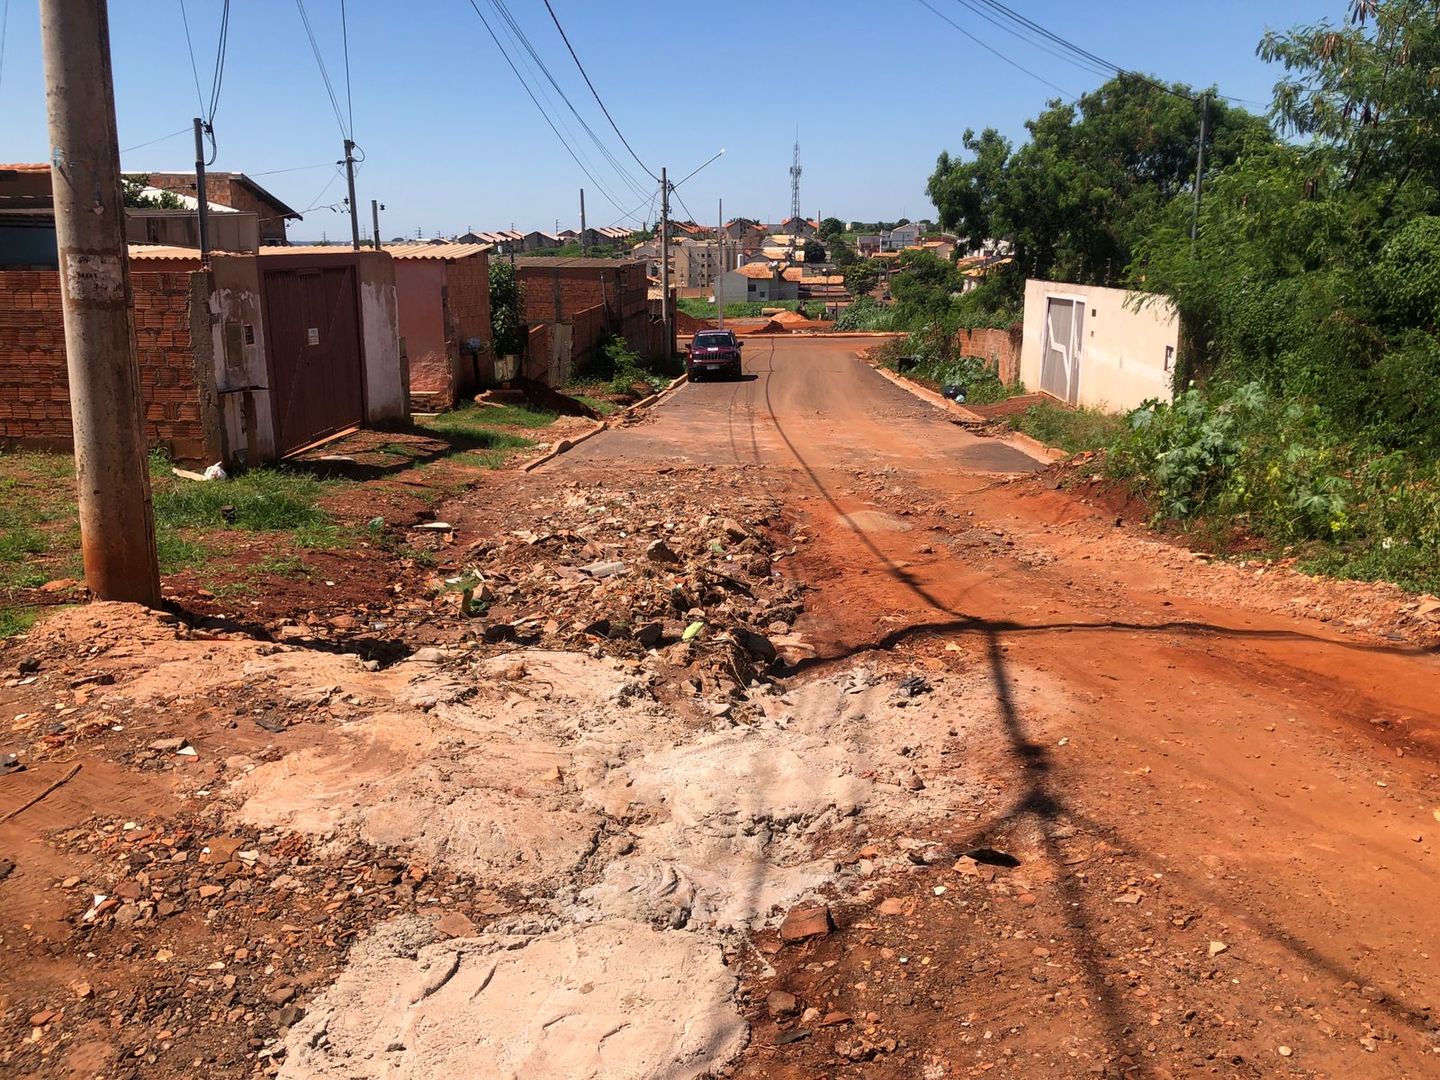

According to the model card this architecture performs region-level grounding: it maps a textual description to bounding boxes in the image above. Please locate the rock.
[779,905,833,943]
[39,578,81,593]
[901,770,925,792]
[720,519,748,542]
[645,539,680,564]
[877,897,914,916]
[266,985,297,1006]
[1208,941,1229,957]
[198,885,224,899]
[409,647,455,664]
[29,1010,56,1027]
[17,657,40,674]
[766,990,800,1018]
[1278,1045,1293,1057]
[635,622,664,648]
[737,629,777,661]
[72,981,92,999]
[148,738,189,752]
[433,912,476,938]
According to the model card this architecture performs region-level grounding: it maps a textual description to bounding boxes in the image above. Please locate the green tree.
[121,175,185,210]
[889,249,962,322]
[489,260,526,359]
[844,261,884,297]
[803,238,826,264]
[829,234,858,266]
[926,128,1011,251]
[819,216,845,238]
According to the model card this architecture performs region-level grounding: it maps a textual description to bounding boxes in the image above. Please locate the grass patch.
[1011,402,1129,454]
[153,467,338,531]
[419,403,556,441]
[575,396,621,416]
[0,605,40,639]
[255,553,312,579]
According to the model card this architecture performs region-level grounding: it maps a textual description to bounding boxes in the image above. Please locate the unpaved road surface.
[2,336,1439,1079]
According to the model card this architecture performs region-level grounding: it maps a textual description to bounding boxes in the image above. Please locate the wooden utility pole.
[659,166,671,354]
[343,139,360,250]
[193,117,211,263]
[39,0,160,605]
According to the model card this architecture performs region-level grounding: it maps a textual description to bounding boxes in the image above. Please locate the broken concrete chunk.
[767,990,800,1018]
[579,560,626,579]
[148,738,189,753]
[720,518,749,542]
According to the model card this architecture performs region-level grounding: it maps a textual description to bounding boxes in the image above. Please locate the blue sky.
[0,1,1347,241]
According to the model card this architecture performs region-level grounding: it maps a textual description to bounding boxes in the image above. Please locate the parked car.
[685,329,744,380]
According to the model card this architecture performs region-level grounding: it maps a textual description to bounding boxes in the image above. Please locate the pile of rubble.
[402,473,813,698]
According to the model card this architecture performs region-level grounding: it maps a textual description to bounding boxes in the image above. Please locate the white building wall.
[1020,279,1178,412]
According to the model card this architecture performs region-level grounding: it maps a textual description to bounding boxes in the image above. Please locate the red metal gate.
[261,265,365,455]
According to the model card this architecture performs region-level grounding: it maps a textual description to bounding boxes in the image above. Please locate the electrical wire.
[340,0,355,139]
[951,0,1111,79]
[0,0,9,107]
[463,0,643,219]
[917,0,1075,100]
[296,0,351,139]
[178,0,208,118]
[541,0,657,182]
[120,127,192,155]
[301,166,346,212]
[206,0,230,123]
[485,0,651,202]
[250,162,339,177]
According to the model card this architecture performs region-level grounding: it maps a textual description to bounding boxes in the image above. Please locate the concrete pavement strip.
[521,372,690,472]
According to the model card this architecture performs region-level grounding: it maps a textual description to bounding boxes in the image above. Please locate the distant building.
[141,170,301,244]
[716,262,798,304]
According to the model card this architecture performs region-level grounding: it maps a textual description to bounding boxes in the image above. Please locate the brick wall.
[955,325,1022,386]
[523,322,552,382]
[0,269,215,461]
[571,303,605,370]
[447,254,492,394]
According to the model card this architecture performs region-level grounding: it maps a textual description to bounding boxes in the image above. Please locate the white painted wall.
[1020,279,1178,412]
[355,252,407,423]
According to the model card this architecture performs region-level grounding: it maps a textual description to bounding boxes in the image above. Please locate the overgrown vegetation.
[869,326,1019,406]
[571,335,669,395]
[911,1,1440,594]
[676,298,819,320]
[488,259,526,359]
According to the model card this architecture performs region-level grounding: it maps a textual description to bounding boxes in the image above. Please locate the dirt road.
[3,336,1438,1078]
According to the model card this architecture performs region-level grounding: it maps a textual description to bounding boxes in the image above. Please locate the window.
[1164,345,1175,372]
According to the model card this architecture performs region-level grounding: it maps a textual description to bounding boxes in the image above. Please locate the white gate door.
[1041,297,1083,406]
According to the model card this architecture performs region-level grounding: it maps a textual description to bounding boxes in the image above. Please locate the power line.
[340,0,354,139]
[462,0,639,218]
[295,0,350,138]
[484,0,651,203]
[0,0,9,106]
[916,0,1076,101]
[206,0,230,123]
[541,0,657,182]
[120,127,191,154]
[951,0,1111,79]
[250,162,337,177]
[178,0,207,117]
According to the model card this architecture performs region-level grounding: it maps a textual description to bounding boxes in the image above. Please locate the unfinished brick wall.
[571,303,605,371]
[955,325,1022,386]
[447,254,493,393]
[0,269,215,461]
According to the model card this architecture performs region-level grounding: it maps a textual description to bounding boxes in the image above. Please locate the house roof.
[139,170,302,220]
[127,245,207,262]
[385,242,492,260]
[513,256,643,269]
[734,262,778,279]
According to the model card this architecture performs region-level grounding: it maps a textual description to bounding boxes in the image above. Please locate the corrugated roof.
[513,256,642,269]
[385,242,491,260]
[0,163,53,173]
[127,245,206,262]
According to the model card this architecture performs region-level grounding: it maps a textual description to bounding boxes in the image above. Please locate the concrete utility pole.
[716,197,724,329]
[1190,92,1210,252]
[371,199,381,250]
[343,138,360,250]
[39,0,160,606]
[579,188,587,256]
[192,117,211,263]
[659,166,671,354]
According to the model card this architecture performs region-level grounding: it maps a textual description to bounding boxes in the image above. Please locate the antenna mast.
[789,130,802,265]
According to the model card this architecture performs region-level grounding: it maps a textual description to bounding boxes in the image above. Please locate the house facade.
[1020,279,1178,412]
[717,262,799,304]
[389,243,493,411]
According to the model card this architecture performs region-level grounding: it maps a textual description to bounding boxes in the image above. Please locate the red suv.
[686,330,744,380]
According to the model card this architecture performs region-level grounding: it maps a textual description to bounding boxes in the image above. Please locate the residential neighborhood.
[2,3,1440,1079]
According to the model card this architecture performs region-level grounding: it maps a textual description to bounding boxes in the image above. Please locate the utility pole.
[371,199,381,250]
[39,0,160,606]
[579,188,587,256]
[343,138,360,251]
[716,196,724,329]
[192,117,211,263]
[1190,92,1209,252]
[659,166,671,355]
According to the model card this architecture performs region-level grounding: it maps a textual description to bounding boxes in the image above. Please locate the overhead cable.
[917,0,1075,100]
[295,0,351,138]
[485,0,651,202]
[463,0,638,218]
[541,0,658,182]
